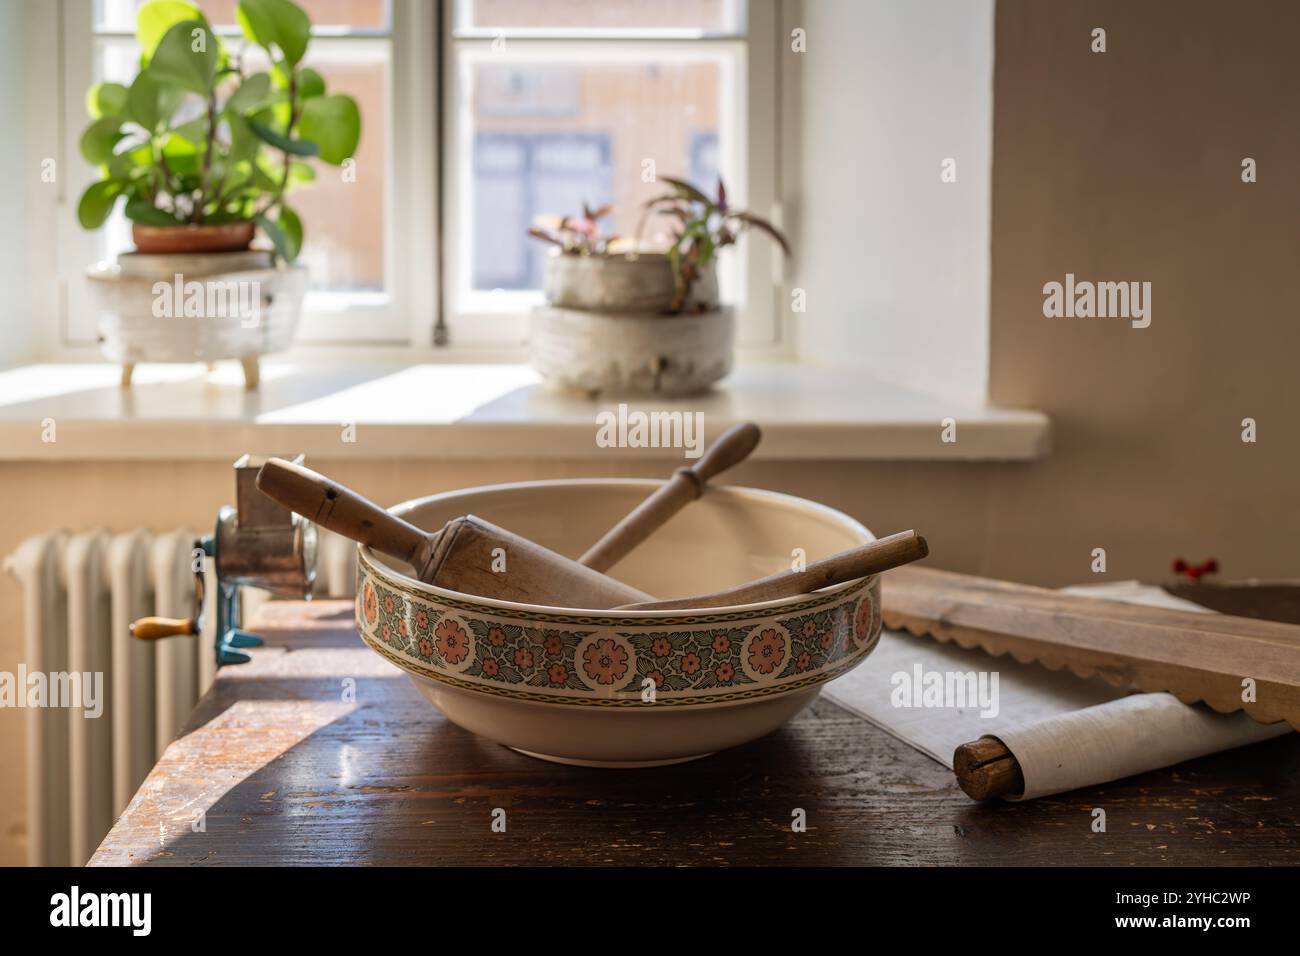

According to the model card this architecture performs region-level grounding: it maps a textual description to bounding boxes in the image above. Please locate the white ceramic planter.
[543,251,718,313]
[530,305,734,396]
[86,249,307,388]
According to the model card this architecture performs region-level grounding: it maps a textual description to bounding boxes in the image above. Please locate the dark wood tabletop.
[91,599,1300,866]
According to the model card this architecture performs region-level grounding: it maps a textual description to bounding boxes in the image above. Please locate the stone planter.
[530,306,734,396]
[86,249,307,389]
[543,251,718,313]
[530,251,731,396]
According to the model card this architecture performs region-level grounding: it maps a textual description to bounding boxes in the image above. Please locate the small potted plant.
[528,177,790,396]
[530,201,716,314]
[79,0,361,387]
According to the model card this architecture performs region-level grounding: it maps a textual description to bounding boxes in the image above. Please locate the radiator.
[6,527,356,866]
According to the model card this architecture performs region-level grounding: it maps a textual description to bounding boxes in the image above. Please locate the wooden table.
[92,600,1300,866]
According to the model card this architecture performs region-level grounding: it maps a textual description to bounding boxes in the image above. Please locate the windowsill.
[0,356,1049,462]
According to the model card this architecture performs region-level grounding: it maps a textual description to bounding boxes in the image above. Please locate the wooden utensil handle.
[578,422,762,573]
[952,737,1024,800]
[130,616,198,640]
[692,421,762,483]
[256,458,432,570]
[619,530,929,611]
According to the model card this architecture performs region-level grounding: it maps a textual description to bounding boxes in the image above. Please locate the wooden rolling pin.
[619,531,929,610]
[578,422,762,572]
[256,459,652,609]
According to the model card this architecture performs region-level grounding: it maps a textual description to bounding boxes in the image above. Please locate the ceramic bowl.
[355,479,882,767]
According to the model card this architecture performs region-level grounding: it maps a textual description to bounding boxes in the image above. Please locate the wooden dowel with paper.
[951,693,1291,802]
[255,459,652,609]
[952,737,1025,800]
[578,422,762,572]
[618,531,929,611]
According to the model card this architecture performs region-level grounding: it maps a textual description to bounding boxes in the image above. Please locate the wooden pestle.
[255,458,652,609]
[578,422,762,572]
[424,513,654,608]
[619,531,929,611]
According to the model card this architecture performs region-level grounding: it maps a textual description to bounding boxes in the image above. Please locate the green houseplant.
[639,176,790,312]
[78,0,361,388]
[77,0,361,260]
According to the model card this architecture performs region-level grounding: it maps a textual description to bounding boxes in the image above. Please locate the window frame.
[58,0,429,348]
[440,0,782,349]
[49,0,782,356]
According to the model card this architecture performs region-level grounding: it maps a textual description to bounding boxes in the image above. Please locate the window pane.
[291,50,388,293]
[463,58,725,293]
[88,38,387,296]
[95,0,391,33]
[457,0,739,35]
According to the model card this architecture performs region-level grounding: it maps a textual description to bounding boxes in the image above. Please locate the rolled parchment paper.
[993,692,1291,801]
[822,579,1295,800]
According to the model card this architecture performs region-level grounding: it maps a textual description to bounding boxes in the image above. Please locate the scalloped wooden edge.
[881,568,1300,733]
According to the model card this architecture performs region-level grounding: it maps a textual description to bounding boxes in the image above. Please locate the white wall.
[785,0,994,404]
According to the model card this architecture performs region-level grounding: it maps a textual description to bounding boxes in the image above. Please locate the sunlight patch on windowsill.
[256,364,542,424]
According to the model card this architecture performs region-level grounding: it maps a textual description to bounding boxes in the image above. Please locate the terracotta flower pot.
[131,221,256,255]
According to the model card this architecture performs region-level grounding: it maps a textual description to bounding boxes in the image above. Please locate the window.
[445,0,779,345]
[57,1,778,352]
[69,0,408,343]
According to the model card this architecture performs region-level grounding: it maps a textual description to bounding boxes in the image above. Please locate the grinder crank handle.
[131,550,206,641]
[130,616,199,640]
[256,457,437,575]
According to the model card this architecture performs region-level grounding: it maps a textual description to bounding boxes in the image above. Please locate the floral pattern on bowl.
[356,548,882,708]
